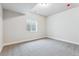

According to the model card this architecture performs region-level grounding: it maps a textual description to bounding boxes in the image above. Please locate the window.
[27,17,37,32]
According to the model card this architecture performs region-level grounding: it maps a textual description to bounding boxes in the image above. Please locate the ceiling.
[2,3,37,13]
[2,3,79,16]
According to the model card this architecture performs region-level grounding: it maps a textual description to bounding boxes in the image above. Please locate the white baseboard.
[47,36,79,45]
[4,36,79,47]
[4,37,45,46]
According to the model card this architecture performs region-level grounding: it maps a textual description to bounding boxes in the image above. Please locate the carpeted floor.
[0,38,79,56]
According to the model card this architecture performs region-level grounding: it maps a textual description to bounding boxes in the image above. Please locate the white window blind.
[27,16,37,32]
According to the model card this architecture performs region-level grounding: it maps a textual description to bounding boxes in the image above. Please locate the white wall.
[3,12,46,45]
[47,7,79,45]
[0,4,3,52]
[3,9,24,19]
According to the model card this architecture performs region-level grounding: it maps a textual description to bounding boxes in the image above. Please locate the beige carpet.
[0,38,79,56]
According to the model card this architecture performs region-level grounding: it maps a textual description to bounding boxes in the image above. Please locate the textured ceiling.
[2,3,37,13]
[2,3,79,16]
[31,3,79,16]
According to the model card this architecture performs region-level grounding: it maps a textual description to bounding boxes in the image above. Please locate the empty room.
[0,3,79,56]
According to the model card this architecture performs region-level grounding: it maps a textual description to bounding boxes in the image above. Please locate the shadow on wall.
[3,9,25,20]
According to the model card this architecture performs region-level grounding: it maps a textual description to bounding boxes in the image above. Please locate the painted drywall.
[3,9,24,20]
[47,7,79,45]
[3,12,46,45]
[0,4,3,52]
